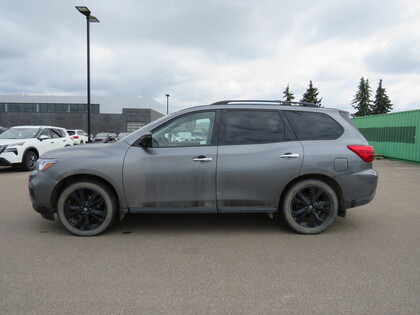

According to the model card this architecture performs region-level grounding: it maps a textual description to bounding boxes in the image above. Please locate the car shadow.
[0,166,29,173]
[112,213,291,235]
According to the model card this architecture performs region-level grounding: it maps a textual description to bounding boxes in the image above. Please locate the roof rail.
[211,100,319,107]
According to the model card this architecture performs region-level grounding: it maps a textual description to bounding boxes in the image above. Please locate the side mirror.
[39,135,48,141]
[139,133,152,148]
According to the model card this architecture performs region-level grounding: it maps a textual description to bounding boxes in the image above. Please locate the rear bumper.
[337,168,378,210]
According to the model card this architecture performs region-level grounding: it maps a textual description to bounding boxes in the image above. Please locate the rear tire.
[281,179,338,234]
[22,150,37,171]
[57,180,117,236]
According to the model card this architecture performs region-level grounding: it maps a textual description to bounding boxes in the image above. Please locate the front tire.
[57,181,117,236]
[281,179,338,234]
[22,150,37,171]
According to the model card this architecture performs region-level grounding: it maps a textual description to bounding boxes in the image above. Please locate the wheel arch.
[279,174,346,217]
[23,147,39,159]
[51,174,121,215]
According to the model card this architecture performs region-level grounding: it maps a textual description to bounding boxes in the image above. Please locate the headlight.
[37,159,57,172]
[5,142,25,147]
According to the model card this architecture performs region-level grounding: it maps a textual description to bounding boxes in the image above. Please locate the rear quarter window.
[284,111,344,140]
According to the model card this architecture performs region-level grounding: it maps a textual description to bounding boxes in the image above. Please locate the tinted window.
[152,111,215,147]
[51,128,65,138]
[220,110,285,145]
[284,111,344,140]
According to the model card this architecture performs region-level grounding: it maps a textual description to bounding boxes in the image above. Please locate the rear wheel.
[57,181,117,236]
[22,150,37,171]
[281,179,338,234]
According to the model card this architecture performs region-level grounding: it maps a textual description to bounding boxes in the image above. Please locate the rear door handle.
[192,156,213,162]
[280,153,300,159]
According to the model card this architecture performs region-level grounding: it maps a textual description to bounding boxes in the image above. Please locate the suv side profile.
[0,125,73,171]
[29,100,378,236]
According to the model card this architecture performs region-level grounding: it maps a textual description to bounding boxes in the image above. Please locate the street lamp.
[165,94,170,115]
[76,6,100,142]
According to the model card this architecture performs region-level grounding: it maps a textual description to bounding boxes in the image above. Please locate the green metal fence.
[352,109,420,162]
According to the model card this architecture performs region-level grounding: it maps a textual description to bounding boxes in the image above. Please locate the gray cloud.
[364,38,420,74]
[0,0,419,113]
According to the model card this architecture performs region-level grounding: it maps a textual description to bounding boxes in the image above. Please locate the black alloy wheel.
[282,180,338,234]
[57,181,116,236]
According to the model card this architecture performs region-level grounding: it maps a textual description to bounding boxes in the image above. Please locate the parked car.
[0,126,7,134]
[93,132,117,143]
[67,129,89,145]
[1,125,73,171]
[29,100,378,236]
[116,132,131,141]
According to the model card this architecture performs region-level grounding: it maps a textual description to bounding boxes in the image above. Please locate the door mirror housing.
[39,135,48,141]
[139,133,152,148]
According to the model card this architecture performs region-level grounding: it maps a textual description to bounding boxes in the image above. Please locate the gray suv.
[29,100,378,236]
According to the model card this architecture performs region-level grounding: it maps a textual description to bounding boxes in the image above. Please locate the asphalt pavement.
[0,159,419,314]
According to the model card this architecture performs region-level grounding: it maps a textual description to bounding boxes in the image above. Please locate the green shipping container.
[352,109,420,163]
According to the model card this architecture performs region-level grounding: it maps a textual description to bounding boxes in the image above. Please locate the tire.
[80,140,84,145]
[281,179,338,234]
[22,150,38,171]
[57,180,117,236]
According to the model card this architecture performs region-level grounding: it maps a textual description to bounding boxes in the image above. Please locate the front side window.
[219,110,286,145]
[152,111,215,147]
[39,129,52,139]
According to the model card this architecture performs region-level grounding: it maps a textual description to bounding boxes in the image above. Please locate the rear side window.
[220,110,286,145]
[284,111,344,140]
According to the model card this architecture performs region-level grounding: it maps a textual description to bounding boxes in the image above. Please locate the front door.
[123,111,218,212]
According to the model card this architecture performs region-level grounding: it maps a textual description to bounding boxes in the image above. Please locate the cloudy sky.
[1,0,419,113]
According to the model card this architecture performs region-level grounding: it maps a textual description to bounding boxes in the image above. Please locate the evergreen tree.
[352,77,372,117]
[371,79,393,114]
[300,80,322,106]
[282,84,295,102]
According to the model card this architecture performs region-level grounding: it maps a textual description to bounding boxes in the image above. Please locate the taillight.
[347,145,374,162]
[72,136,79,139]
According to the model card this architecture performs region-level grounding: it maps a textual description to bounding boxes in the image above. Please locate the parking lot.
[0,159,419,314]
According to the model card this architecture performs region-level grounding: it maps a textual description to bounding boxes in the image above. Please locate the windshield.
[0,128,39,139]
[67,130,75,135]
[95,133,108,137]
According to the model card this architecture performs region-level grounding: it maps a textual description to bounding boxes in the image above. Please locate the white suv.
[67,129,89,145]
[0,125,73,171]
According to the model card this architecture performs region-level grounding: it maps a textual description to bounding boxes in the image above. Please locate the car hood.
[40,141,129,160]
[0,138,34,145]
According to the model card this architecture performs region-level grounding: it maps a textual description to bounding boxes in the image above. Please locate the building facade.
[0,95,165,135]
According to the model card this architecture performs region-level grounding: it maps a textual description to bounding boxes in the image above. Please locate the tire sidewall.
[57,181,116,236]
[282,180,338,234]
[23,151,37,171]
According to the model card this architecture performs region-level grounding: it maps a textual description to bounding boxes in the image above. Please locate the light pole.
[76,6,99,142]
[165,94,170,115]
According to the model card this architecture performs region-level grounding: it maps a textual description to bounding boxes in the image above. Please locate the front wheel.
[281,179,338,234]
[22,150,37,171]
[57,181,117,236]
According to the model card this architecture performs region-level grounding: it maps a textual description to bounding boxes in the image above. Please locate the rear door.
[216,109,303,212]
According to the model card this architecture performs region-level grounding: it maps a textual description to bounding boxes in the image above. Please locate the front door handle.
[192,156,212,162]
[280,153,300,159]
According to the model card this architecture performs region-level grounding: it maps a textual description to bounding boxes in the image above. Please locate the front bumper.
[28,170,59,221]
[0,151,22,166]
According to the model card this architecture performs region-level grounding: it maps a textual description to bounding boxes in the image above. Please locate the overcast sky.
[1,0,419,113]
